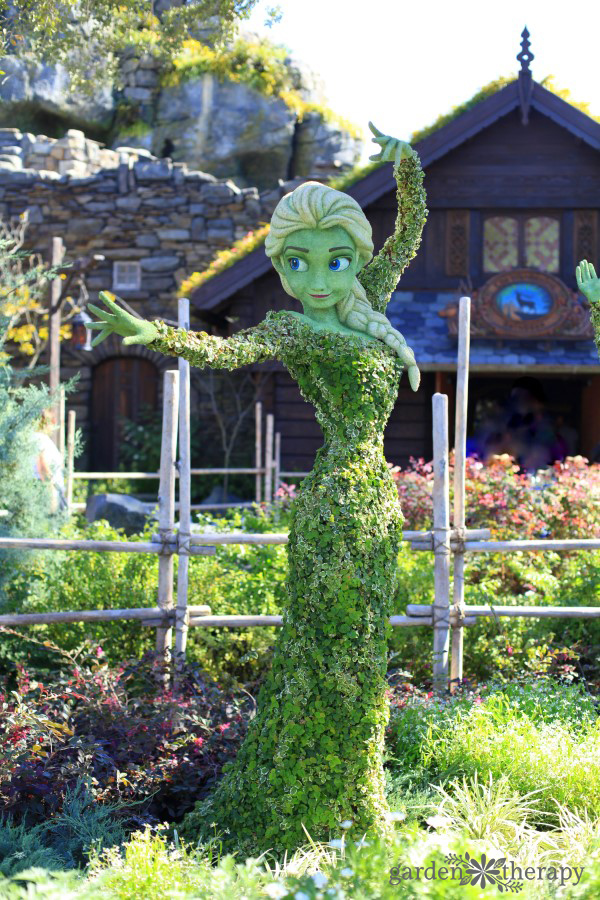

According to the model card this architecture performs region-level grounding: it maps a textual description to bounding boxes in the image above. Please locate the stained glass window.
[483,214,561,273]
[483,217,518,272]
[524,217,559,272]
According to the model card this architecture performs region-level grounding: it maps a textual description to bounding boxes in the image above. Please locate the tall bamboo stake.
[48,236,64,446]
[274,432,281,499]
[255,401,263,504]
[66,410,76,512]
[175,299,191,671]
[432,392,451,693]
[450,297,471,690]
[156,370,179,671]
[265,413,274,504]
[58,387,66,457]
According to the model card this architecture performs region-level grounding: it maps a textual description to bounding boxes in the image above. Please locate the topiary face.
[276,225,362,312]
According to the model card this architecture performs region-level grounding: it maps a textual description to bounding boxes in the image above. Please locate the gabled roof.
[190,74,600,314]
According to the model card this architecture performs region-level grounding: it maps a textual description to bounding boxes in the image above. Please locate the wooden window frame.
[112,261,142,291]
[482,211,561,274]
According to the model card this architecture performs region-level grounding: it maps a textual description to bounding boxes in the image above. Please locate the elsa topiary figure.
[89,123,428,854]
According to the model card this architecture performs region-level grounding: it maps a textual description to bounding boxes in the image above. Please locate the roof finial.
[517,26,534,73]
[517,27,534,124]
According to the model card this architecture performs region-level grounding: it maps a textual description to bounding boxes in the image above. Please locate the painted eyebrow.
[285,246,309,253]
[329,246,353,252]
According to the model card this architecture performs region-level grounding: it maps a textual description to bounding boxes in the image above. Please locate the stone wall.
[0,125,302,320]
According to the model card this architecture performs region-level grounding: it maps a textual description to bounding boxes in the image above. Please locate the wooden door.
[91,357,158,470]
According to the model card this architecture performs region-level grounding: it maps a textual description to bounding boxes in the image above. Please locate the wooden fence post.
[432,392,451,693]
[48,236,64,446]
[450,297,471,691]
[274,432,281,499]
[255,401,263,504]
[265,413,274,504]
[156,369,179,676]
[175,299,191,674]
[65,410,76,513]
[58,387,66,457]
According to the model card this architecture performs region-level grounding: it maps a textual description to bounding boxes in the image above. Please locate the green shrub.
[386,679,600,822]
[0,780,129,876]
[0,509,288,681]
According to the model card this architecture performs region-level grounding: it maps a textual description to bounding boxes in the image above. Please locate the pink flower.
[217,723,230,733]
[95,646,104,658]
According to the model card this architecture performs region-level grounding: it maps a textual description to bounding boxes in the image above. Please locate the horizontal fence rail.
[0,537,215,556]
[407,604,600,619]
[462,539,600,553]
[0,606,210,627]
[72,468,267,479]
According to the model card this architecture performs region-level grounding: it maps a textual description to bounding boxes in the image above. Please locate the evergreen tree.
[0,238,70,600]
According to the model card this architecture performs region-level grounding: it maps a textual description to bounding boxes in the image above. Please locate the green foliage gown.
[149,156,427,854]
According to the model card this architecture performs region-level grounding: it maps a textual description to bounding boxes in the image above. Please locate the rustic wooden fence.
[2,296,600,690]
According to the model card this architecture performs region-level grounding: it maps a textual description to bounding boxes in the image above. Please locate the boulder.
[293,112,362,178]
[200,485,245,508]
[86,493,156,536]
[151,74,296,190]
[0,55,114,126]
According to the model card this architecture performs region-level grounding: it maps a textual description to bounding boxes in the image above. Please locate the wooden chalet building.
[186,33,600,475]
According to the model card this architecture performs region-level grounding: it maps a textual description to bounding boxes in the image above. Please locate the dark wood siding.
[366,109,600,293]
[273,371,435,474]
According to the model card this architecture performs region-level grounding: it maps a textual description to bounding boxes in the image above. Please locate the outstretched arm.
[149,318,281,370]
[358,123,428,315]
[89,292,282,369]
[576,260,600,358]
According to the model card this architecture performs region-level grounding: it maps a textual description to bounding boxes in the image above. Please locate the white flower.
[340,820,353,829]
[387,810,406,822]
[328,839,344,849]
[340,868,354,877]
[354,838,371,849]
[263,885,288,899]
[294,892,311,900]
[425,814,453,829]
[311,873,328,888]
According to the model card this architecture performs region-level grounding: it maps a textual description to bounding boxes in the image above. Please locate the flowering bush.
[0,652,248,827]
[392,453,600,539]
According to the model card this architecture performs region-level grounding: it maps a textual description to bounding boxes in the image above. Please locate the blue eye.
[288,257,307,272]
[329,257,351,271]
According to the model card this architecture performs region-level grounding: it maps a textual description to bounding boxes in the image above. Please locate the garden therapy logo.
[389,852,585,891]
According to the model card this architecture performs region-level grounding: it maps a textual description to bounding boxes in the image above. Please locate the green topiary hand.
[368,121,415,167]
[576,259,600,304]
[88,292,158,347]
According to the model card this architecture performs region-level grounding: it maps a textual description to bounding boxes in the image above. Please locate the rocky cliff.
[0,41,362,191]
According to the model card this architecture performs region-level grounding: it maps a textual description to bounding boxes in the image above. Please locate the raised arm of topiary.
[576,259,600,357]
[358,122,428,316]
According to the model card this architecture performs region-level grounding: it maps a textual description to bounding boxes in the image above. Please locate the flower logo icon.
[464,852,505,888]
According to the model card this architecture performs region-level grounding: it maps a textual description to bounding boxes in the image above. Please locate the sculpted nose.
[308,272,328,293]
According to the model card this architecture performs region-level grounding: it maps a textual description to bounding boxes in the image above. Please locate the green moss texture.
[150,314,402,853]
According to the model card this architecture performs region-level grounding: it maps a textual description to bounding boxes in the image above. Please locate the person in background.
[32,410,67,514]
